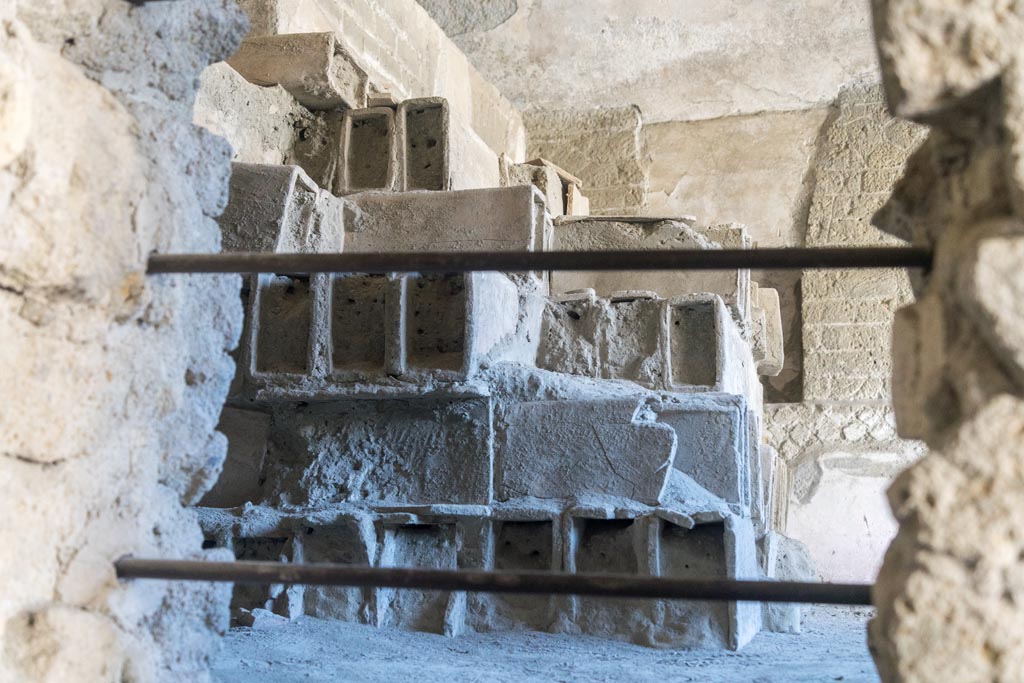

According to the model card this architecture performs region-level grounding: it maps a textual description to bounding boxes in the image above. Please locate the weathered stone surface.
[802,83,925,403]
[866,3,1024,679]
[760,532,818,634]
[496,399,676,505]
[219,163,346,254]
[870,396,1024,683]
[657,396,750,511]
[228,32,367,110]
[549,218,749,318]
[1,3,246,681]
[265,398,494,506]
[346,186,546,253]
[429,0,877,123]
[200,408,272,508]
[195,62,309,166]
[751,284,784,376]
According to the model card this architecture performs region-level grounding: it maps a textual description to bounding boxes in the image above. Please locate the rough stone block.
[604,295,668,387]
[536,290,602,379]
[496,399,676,505]
[759,531,817,634]
[377,523,458,634]
[404,273,468,374]
[230,536,293,616]
[476,519,557,631]
[397,271,519,379]
[336,107,400,194]
[219,163,345,254]
[657,395,751,511]
[658,520,732,647]
[550,217,750,320]
[227,32,368,110]
[199,408,271,508]
[345,185,548,253]
[303,518,375,621]
[266,398,493,505]
[570,517,653,643]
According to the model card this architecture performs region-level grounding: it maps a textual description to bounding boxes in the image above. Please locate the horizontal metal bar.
[146,247,932,275]
[115,558,872,605]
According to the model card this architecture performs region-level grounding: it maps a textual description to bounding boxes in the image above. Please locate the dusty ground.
[213,606,879,682]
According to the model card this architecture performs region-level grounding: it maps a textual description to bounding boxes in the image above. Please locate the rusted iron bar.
[146,247,932,275]
[115,558,873,605]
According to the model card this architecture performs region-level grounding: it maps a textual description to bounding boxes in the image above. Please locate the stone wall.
[0,1,244,680]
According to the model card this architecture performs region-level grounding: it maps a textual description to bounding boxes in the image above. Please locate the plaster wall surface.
[0,1,246,680]
[417,0,878,124]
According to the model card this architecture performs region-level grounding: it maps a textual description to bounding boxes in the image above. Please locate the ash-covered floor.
[213,606,878,683]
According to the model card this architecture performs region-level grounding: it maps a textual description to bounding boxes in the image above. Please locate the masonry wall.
[0,2,244,680]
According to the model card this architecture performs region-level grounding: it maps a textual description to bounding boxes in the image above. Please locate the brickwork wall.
[802,83,926,402]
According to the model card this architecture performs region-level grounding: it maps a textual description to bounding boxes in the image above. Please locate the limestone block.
[604,295,668,387]
[654,515,760,649]
[397,97,450,191]
[328,273,394,380]
[759,532,817,634]
[194,62,309,166]
[566,184,590,216]
[345,185,548,254]
[667,294,757,400]
[751,284,784,376]
[335,107,400,194]
[227,32,367,110]
[471,519,557,631]
[303,517,376,621]
[537,292,757,402]
[266,398,493,505]
[526,106,647,215]
[550,217,751,322]
[500,154,564,216]
[230,535,294,615]
[537,291,604,378]
[657,395,751,511]
[219,163,345,254]
[496,399,677,505]
[199,408,271,508]
[376,523,459,634]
